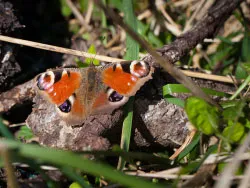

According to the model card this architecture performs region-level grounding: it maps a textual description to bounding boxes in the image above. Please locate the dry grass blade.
[126,171,193,180]
[0,144,19,188]
[169,129,196,160]
[65,0,91,31]
[85,0,94,24]
[173,0,198,7]
[94,0,220,109]
[0,35,238,85]
[182,70,238,84]
[0,35,124,63]
[183,0,207,32]
[156,0,182,36]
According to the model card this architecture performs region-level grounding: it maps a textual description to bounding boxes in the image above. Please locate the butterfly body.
[35,60,154,125]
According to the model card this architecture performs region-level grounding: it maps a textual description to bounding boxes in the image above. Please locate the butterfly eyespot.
[36,71,55,91]
[36,75,44,90]
[108,90,124,102]
[58,99,71,113]
[130,60,150,78]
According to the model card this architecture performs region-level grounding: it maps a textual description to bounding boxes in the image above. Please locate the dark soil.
[0,0,71,92]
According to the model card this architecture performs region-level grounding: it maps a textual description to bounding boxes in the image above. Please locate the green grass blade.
[163,84,230,97]
[117,97,134,170]
[123,0,139,61]
[163,84,231,107]
[117,0,139,170]
[2,139,163,188]
[230,74,250,100]
[163,94,185,108]
[0,117,14,139]
[177,133,200,161]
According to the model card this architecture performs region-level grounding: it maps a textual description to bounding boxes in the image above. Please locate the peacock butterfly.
[35,60,154,125]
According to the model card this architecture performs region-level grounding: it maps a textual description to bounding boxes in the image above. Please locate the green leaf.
[241,62,250,74]
[76,44,100,68]
[0,117,14,139]
[59,0,72,17]
[222,100,245,121]
[85,44,100,66]
[69,182,82,188]
[81,33,91,40]
[79,0,88,12]
[235,62,248,79]
[75,57,89,68]
[17,126,34,140]
[62,167,91,188]
[185,97,220,135]
[241,31,250,62]
[244,118,250,129]
[222,121,245,143]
